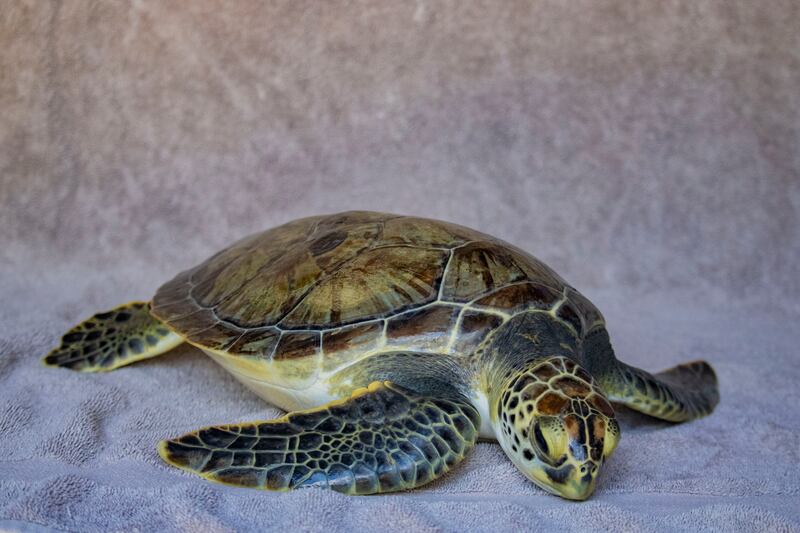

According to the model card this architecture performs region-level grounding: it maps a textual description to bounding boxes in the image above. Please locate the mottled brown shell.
[151,212,604,379]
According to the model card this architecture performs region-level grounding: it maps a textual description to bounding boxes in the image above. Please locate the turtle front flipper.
[158,381,480,494]
[602,360,719,422]
[584,329,719,422]
[43,301,182,372]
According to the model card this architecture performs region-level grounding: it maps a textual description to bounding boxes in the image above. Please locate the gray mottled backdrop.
[2,1,799,532]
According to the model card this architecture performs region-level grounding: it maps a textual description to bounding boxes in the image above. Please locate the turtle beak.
[554,460,600,501]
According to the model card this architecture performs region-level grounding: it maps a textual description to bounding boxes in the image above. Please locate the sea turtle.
[44,211,719,500]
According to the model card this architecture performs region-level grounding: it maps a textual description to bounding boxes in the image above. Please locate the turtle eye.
[531,416,567,465]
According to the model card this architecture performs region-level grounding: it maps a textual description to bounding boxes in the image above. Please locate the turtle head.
[493,356,619,500]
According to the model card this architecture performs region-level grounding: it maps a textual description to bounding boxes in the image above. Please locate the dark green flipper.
[158,381,480,494]
[602,360,719,422]
[43,301,183,372]
[583,329,719,422]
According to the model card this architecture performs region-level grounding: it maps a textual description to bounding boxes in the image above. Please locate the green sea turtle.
[44,211,718,500]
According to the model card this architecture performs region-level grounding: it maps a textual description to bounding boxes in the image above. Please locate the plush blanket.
[2,282,798,531]
[2,1,798,531]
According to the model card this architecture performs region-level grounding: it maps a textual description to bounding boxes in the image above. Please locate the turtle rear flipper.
[604,360,719,422]
[43,301,182,372]
[159,381,480,494]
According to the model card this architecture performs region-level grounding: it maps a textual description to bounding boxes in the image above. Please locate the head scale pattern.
[495,355,620,500]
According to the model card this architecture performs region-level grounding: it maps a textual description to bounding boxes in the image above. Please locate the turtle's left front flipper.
[584,329,719,422]
[159,381,480,494]
[43,301,183,372]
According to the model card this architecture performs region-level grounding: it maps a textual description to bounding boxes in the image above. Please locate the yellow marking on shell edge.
[352,380,392,398]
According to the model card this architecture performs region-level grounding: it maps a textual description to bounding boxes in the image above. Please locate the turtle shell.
[151,211,604,387]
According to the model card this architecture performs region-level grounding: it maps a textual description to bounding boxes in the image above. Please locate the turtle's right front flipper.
[43,301,182,372]
[159,381,480,494]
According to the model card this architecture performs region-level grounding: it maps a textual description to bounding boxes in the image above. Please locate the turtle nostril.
[580,462,599,477]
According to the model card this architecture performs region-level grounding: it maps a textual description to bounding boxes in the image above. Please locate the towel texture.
[1,1,799,531]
